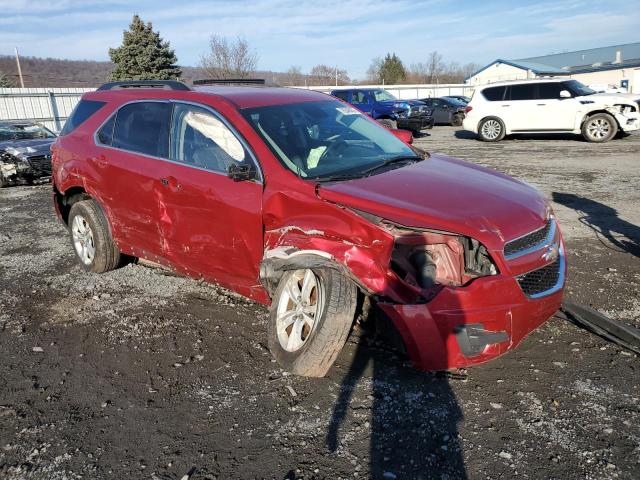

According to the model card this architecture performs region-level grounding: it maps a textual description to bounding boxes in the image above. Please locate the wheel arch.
[581,109,621,129]
[260,248,372,300]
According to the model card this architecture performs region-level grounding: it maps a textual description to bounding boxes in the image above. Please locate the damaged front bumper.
[379,251,565,371]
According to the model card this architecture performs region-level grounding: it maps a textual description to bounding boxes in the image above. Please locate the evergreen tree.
[378,53,406,85]
[109,15,181,81]
[0,71,15,88]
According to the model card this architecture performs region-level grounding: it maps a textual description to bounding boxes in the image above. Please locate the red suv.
[52,80,565,377]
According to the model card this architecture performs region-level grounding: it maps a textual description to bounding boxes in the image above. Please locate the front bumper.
[398,115,434,131]
[615,113,640,132]
[379,273,564,371]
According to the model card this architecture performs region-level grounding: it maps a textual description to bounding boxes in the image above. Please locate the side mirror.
[559,90,571,99]
[227,163,256,182]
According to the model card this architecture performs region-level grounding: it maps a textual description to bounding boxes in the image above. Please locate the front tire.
[478,117,505,142]
[378,118,397,129]
[68,200,121,273]
[268,268,357,377]
[582,113,617,143]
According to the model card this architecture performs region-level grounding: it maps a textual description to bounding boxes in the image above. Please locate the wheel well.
[56,186,92,225]
[581,110,620,129]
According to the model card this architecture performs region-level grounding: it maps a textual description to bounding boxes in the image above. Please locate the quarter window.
[112,102,172,158]
[170,104,247,173]
[97,115,115,145]
[60,100,106,135]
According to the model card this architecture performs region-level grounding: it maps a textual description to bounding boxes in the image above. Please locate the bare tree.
[426,51,444,83]
[199,35,258,79]
[366,56,383,83]
[282,66,304,86]
[309,64,349,86]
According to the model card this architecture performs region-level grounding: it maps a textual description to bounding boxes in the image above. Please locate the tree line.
[0,15,478,87]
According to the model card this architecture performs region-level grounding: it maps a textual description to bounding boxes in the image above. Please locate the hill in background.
[0,55,314,88]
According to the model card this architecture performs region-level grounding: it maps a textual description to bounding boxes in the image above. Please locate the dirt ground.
[1,127,639,480]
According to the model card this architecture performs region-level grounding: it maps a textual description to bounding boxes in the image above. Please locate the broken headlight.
[389,227,497,292]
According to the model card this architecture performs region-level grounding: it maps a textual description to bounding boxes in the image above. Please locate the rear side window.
[508,84,535,101]
[333,91,349,101]
[352,91,368,103]
[112,102,172,158]
[60,99,106,136]
[537,82,563,99]
[482,86,506,101]
[97,115,115,145]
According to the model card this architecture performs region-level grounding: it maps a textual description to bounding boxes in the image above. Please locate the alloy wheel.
[586,117,611,140]
[481,119,501,140]
[276,269,324,352]
[71,214,96,265]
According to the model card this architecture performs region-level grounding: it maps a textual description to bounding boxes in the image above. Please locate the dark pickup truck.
[331,88,434,133]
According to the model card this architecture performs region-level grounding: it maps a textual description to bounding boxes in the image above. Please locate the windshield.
[241,100,418,180]
[373,90,397,102]
[444,97,466,107]
[0,123,56,141]
[562,80,596,97]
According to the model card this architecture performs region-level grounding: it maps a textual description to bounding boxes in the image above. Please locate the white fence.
[0,88,93,132]
[0,83,473,132]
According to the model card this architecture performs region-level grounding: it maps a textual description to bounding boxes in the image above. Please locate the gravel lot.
[1,127,639,480]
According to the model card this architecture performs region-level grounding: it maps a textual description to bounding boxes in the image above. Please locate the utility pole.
[15,47,25,88]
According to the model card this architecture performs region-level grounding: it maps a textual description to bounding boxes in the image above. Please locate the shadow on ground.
[553,192,640,257]
[324,318,467,479]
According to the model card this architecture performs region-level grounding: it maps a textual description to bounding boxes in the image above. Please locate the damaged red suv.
[52,81,565,376]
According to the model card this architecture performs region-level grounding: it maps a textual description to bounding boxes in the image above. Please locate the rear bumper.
[378,273,564,371]
[398,115,434,131]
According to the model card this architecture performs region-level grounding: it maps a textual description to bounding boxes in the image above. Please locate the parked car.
[463,79,640,143]
[52,80,566,377]
[419,97,467,126]
[330,88,434,133]
[443,95,471,104]
[0,120,57,187]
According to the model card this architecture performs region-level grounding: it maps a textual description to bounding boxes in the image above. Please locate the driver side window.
[170,103,247,174]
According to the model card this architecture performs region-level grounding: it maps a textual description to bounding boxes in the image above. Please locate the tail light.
[464,106,473,113]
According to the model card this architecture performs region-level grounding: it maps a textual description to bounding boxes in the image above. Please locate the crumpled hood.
[317,154,549,250]
[580,93,639,106]
[0,138,54,159]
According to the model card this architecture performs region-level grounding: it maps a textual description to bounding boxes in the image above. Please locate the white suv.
[463,79,640,143]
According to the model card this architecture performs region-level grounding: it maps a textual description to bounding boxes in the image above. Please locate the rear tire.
[378,118,397,129]
[268,268,357,377]
[582,113,617,143]
[68,200,121,273]
[478,117,505,142]
[0,170,7,188]
[451,114,463,127]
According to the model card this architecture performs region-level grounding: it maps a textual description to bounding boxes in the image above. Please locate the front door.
[535,82,577,130]
[159,102,264,296]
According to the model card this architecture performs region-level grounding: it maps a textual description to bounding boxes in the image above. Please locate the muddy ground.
[1,127,639,480]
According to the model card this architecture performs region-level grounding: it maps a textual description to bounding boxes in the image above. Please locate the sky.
[0,0,638,79]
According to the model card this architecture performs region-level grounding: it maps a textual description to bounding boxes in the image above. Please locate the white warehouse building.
[466,42,640,93]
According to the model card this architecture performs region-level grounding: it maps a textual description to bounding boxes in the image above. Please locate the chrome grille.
[504,220,552,258]
[517,260,561,297]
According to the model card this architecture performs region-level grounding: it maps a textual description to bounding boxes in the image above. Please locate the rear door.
[159,102,264,294]
[95,101,173,261]
[502,83,538,130]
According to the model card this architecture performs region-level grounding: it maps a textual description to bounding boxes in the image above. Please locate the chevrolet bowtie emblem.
[542,243,559,262]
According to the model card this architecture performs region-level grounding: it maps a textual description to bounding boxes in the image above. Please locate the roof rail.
[97,80,192,91]
[193,78,266,86]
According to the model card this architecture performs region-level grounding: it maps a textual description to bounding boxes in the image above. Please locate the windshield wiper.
[360,155,422,176]
[313,173,364,183]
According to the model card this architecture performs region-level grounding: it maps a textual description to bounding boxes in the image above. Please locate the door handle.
[537,103,546,106]
[501,105,510,107]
